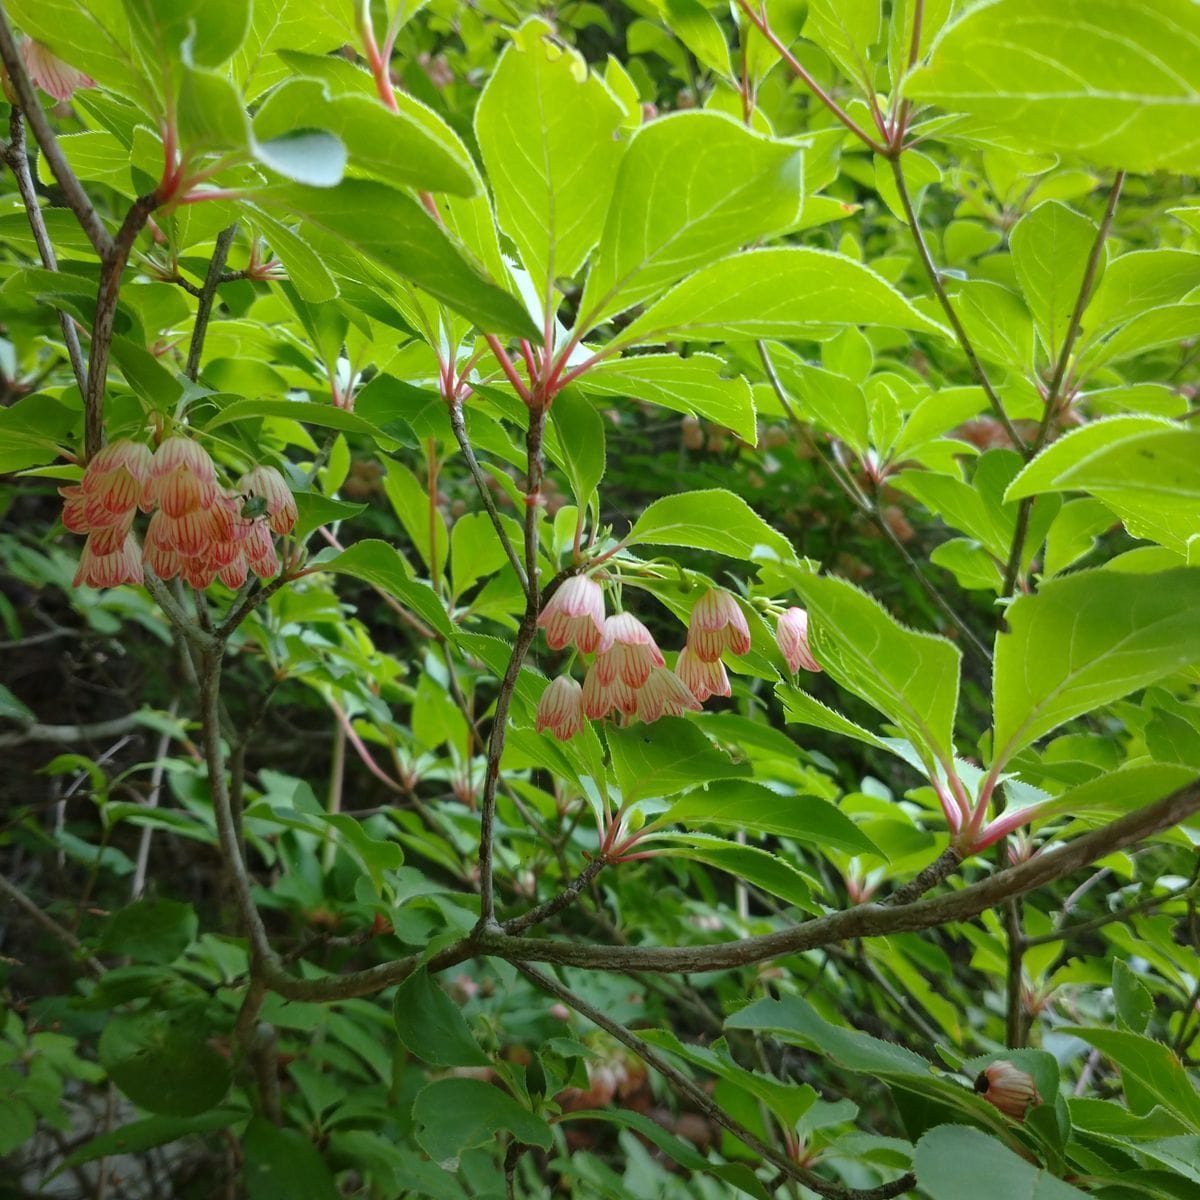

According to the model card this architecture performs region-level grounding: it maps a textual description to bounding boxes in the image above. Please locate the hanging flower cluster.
[61,438,297,590]
[536,583,759,740]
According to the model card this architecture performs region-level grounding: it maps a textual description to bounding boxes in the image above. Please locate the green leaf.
[639,1028,817,1128]
[99,899,197,965]
[253,130,347,188]
[606,719,750,803]
[291,492,366,543]
[393,969,490,1068]
[8,0,142,101]
[321,540,454,639]
[764,351,870,455]
[124,0,251,69]
[781,571,961,767]
[1082,249,1200,338]
[915,1125,1089,1199]
[382,460,447,584]
[411,1078,553,1167]
[659,833,814,910]
[475,17,625,305]
[804,0,882,87]
[1113,959,1154,1035]
[547,388,606,512]
[992,569,1200,766]
[907,0,1200,174]
[1062,1028,1200,1131]
[661,781,879,855]
[616,247,948,346]
[176,64,251,155]
[201,397,399,449]
[625,489,794,560]
[577,112,804,332]
[1010,201,1099,362]
[243,1116,339,1200]
[99,1011,231,1117]
[58,1110,244,1172]
[252,181,537,340]
[582,353,757,444]
[777,684,889,751]
[254,79,475,196]
[656,0,732,78]
[728,994,933,1076]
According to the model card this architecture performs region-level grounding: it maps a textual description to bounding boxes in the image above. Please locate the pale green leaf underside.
[908,0,1200,174]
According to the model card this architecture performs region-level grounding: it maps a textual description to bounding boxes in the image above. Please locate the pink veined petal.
[777,607,821,674]
[537,676,585,740]
[20,38,95,101]
[152,437,217,482]
[218,554,249,589]
[676,646,730,702]
[636,668,700,723]
[597,611,659,655]
[239,465,298,535]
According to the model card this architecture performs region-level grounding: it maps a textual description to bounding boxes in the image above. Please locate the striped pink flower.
[238,466,297,536]
[595,612,664,689]
[675,645,730,703]
[687,589,751,662]
[776,607,821,674]
[636,668,701,723]
[74,534,142,589]
[582,663,638,720]
[975,1061,1040,1122]
[537,575,605,653]
[19,38,95,101]
[536,675,585,741]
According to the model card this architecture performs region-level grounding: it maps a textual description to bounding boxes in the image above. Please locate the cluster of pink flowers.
[535,581,754,740]
[61,438,297,590]
[535,579,824,741]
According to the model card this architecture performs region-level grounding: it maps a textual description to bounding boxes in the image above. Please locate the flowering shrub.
[0,2,1198,1198]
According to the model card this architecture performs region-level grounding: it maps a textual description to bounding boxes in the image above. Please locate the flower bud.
[974,1060,1040,1121]
[776,606,821,674]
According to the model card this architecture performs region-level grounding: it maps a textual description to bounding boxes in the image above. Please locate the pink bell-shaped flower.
[675,645,731,703]
[687,589,751,662]
[594,612,665,689]
[636,668,701,723]
[536,675,585,741]
[537,574,606,653]
[581,663,638,721]
[19,38,95,102]
[776,606,821,674]
[73,534,143,589]
[237,465,298,536]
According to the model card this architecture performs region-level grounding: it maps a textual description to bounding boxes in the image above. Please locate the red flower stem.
[485,335,533,405]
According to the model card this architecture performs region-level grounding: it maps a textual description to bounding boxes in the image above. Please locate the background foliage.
[1,1,1199,1198]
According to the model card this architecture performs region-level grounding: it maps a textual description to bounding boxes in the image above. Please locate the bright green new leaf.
[1010,201,1100,361]
[992,568,1200,766]
[915,1126,1089,1200]
[765,350,870,455]
[626,489,794,560]
[577,112,804,331]
[1080,248,1200,339]
[607,719,750,803]
[254,79,476,196]
[657,0,732,78]
[123,0,251,69]
[582,353,757,444]
[907,0,1200,174]
[783,571,961,767]
[475,17,625,308]
[804,0,881,88]
[254,181,537,340]
[617,247,948,346]
[321,540,453,639]
[658,833,815,910]
[661,780,878,855]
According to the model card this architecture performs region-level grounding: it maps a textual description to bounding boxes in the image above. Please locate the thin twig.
[449,399,529,598]
[887,156,1025,450]
[0,872,104,975]
[2,109,88,395]
[84,193,160,459]
[503,857,607,935]
[0,7,113,258]
[757,341,992,665]
[517,962,915,1200]
[1001,172,1126,596]
[186,224,238,382]
[131,699,181,901]
[0,714,144,748]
